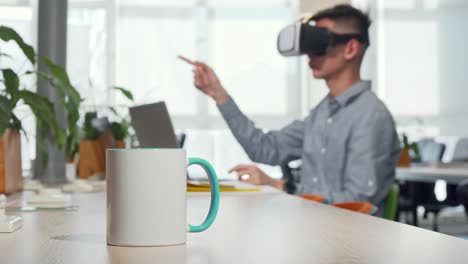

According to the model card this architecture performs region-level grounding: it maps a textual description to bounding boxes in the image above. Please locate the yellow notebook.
[187,181,261,193]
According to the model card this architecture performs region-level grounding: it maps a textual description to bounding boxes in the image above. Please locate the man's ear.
[343,39,360,61]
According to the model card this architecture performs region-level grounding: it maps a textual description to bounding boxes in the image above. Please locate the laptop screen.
[129,102,180,148]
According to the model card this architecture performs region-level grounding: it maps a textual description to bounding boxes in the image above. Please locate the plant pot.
[397,148,412,167]
[115,140,126,148]
[0,129,23,194]
[78,140,105,179]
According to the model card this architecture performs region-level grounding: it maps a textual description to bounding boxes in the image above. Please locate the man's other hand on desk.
[229,165,285,191]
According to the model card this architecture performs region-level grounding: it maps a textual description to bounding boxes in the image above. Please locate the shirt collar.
[328,80,371,107]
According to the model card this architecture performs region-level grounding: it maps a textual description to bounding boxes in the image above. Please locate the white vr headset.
[277,18,369,57]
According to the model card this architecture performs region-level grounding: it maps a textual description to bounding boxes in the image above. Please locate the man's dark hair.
[311,4,371,45]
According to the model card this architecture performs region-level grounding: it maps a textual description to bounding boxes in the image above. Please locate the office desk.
[1,189,468,263]
[397,166,468,184]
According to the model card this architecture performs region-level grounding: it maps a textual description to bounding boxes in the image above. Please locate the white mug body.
[107,148,187,246]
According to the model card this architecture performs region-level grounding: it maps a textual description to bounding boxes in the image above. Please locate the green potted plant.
[398,134,420,167]
[0,26,65,192]
[110,119,130,148]
[76,86,134,179]
[77,111,105,179]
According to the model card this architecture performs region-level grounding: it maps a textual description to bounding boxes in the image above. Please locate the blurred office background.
[1,0,468,233]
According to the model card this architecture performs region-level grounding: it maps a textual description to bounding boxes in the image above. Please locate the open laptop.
[129,102,233,180]
[129,102,180,148]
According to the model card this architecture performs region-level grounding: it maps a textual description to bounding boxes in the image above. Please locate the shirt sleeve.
[218,98,305,166]
[328,110,400,205]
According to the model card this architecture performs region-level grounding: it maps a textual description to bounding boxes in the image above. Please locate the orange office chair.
[299,195,377,215]
[332,202,377,215]
[298,194,377,215]
[298,194,325,203]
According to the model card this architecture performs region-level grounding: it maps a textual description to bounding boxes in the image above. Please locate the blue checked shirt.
[218,80,400,207]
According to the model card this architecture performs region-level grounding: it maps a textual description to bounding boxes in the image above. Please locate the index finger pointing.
[177,55,197,66]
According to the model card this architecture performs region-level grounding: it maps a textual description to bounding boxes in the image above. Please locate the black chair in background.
[419,179,459,231]
[397,139,452,230]
[418,140,461,231]
[398,138,465,231]
[397,181,431,227]
[397,139,442,226]
[453,139,468,221]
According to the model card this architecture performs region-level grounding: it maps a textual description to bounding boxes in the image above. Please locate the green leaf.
[110,121,129,141]
[0,52,12,58]
[108,106,118,116]
[83,111,99,140]
[19,90,66,148]
[36,129,49,173]
[410,142,420,158]
[41,57,81,106]
[402,134,409,148]
[40,57,82,157]
[66,129,79,159]
[112,86,134,101]
[18,90,67,171]
[23,70,35,75]
[35,70,51,81]
[0,26,36,65]
[9,113,22,133]
[2,69,19,100]
[0,94,12,135]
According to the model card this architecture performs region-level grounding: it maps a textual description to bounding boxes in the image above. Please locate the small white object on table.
[0,194,22,233]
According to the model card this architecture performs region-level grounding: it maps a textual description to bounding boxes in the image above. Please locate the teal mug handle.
[187,158,220,233]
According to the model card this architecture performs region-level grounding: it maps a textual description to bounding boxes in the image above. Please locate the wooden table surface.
[1,186,468,264]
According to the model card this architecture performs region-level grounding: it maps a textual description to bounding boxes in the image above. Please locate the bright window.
[0,4,36,173]
[115,16,197,115]
[383,18,439,116]
[209,8,291,115]
[67,1,298,123]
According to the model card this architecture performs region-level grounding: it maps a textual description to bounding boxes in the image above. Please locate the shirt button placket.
[322,117,332,154]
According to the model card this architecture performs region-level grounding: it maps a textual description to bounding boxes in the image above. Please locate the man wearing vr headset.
[183,4,400,214]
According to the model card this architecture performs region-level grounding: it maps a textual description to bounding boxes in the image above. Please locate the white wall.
[360,0,468,139]
[438,0,468,136]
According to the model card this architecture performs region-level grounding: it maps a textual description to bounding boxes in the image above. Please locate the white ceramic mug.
[106,148,220,247]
